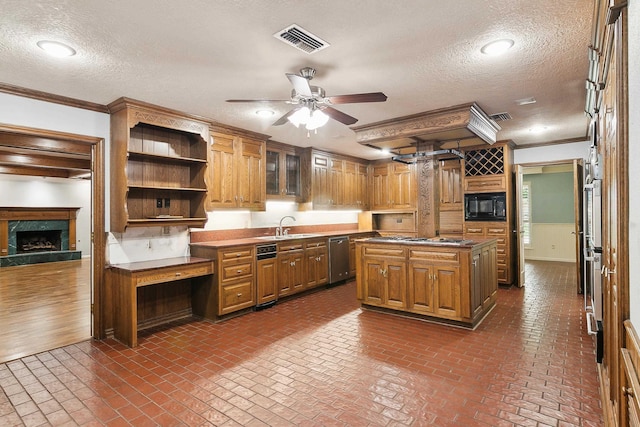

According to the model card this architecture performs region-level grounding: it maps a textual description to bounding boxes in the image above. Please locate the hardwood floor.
[0,258,91,364]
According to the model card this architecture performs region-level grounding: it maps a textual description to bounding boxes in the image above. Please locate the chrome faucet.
[276,215,296,237]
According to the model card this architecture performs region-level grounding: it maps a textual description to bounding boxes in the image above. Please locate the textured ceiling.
[0,1,594,160]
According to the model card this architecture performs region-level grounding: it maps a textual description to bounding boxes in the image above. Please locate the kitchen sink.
[255,233,321,240]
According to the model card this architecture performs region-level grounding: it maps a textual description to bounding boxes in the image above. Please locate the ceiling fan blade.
[286,73,312,96]
[272,108,299,126]
[320,106,358,125]
[326,92,388,104]
[226,99,289,103]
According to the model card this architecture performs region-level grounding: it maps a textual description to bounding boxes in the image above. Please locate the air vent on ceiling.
[488,112,512,122]
[274,24,330,54]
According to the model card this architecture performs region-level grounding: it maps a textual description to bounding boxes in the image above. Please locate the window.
[522,181,532,247]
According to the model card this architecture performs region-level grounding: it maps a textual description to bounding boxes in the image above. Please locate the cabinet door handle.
[290,261,295,266]
[175,272,182,277]
[237,293,242,298]
[235,195,238,201]
[237,269,243,273]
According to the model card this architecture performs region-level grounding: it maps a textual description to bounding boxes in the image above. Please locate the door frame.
[0,123,106,339]
[514,158,584,291]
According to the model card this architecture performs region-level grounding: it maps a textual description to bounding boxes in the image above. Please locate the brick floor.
[0,260,603,426]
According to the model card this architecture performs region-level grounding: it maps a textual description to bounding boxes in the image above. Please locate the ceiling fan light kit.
[226,67,387,132]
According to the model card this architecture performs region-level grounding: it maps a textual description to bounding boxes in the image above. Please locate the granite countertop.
[189,229,377,248]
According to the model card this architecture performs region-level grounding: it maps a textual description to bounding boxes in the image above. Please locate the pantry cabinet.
[208,127,268,210]
[108,97,209,232]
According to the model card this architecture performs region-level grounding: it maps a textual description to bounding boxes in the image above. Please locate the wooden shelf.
[109,97,210,231]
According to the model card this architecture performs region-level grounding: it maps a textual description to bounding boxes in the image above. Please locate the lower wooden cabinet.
[305,238,328,289]
[277,241,305,297]
[464,221,512,285]
[256,256,278,306]
[189,244,256,318]
[356,239,497,327]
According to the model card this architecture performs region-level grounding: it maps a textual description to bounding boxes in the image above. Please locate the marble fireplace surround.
[0,207,81,266]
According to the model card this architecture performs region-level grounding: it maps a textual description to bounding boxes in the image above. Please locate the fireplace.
[0,207,81,267]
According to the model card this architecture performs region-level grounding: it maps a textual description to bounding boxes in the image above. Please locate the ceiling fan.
[226,67,387,130]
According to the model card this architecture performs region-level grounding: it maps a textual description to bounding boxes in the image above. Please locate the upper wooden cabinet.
[108,97,209,232]
[302,148,369,209]
[462,143,512,193]
[370,161,416,210]
[208,127,268,210]
[265,141,301,201]
[438,159,463,236]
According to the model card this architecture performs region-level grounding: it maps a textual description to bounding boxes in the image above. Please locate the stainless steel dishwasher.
[328,236,350,284]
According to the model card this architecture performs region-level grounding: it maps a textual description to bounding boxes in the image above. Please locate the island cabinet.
[356,238,497,328]
[464,222,510,284]
[208,126,269,210]
[189,244,256,318]
[108,97,210,232]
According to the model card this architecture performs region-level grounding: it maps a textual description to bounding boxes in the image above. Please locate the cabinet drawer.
[304,239,327,249]
[486,226,507,236]
[221,247,254,262]
[278,242,304,252]
[409,249,459,263]
[497,267,508,282]
[464,176,506,192]
[465,226,485,236]
[363,246,406,258]
[221,262,253,282]
[135,263,213,287]
[220,281,254,314]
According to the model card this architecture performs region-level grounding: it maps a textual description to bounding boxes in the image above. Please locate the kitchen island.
[355,236,497,328]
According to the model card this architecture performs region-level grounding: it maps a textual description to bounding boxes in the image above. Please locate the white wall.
[525,223,576,262]
[513,140,590,164]
[628,0,640,326]
[0,175,92,255]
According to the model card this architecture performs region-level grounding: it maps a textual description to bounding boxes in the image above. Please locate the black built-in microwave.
[464,192,507,221]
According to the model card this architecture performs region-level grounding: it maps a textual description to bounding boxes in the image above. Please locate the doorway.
[0,124,105,362]
[515,159,584,291]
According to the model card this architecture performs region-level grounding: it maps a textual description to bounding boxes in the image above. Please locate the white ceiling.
[0,1,594,160]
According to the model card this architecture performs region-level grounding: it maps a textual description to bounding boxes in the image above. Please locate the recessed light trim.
[255,109,275,117]
[529,125,548,133]
[480,39,514,56]
[37,40,76,57]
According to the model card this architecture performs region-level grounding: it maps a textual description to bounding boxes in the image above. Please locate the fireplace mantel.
[0,207,80,265]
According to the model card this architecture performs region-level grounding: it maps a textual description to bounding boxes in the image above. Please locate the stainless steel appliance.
[464,192,507,221]
[583,142,603,362]
[256,243,278,309]
[328,236,350,284]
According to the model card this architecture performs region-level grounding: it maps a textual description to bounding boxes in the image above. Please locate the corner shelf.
[109,97,210,232]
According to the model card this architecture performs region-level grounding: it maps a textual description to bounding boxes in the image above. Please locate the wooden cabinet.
[189,245,256,317]
[256,256,278,306]
[360,245,407,309]
[302,148,369,209]
[208,128,268,210]
[356,239,497,327]
[277,241,304,297]
[304,238,328,289]
[438,159,463,237]
[463,143,511,193]
[216,246,255,315]
[464,222,511,284]
[266,141,301,200]
[462,142,515,285]
[370,161,416,210]
[108,97,209,232]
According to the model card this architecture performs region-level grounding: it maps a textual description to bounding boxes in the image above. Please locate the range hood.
[351,102,500,155]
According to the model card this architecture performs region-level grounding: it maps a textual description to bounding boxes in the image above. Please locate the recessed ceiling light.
[529,125,548,133]
[380,148,390,155]
[37,40,76,57]
[255,109,275,117]
[480,39,514,56]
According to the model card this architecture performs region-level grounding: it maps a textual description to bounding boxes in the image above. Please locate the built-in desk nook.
[109,256,214,347]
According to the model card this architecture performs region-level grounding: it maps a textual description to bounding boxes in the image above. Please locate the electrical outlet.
[164,198,170,208]
[156,198,163,208]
